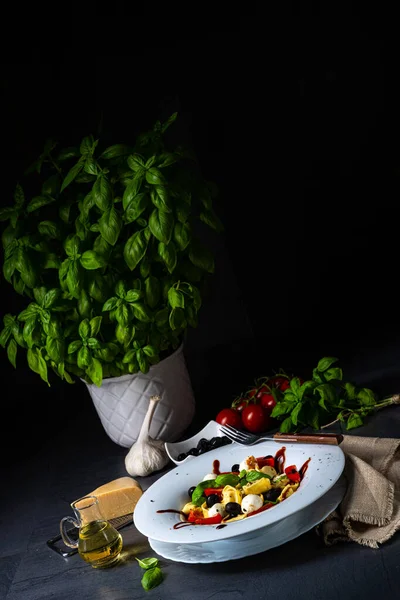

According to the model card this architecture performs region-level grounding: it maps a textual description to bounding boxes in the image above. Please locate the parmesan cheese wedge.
[83,477,143,520]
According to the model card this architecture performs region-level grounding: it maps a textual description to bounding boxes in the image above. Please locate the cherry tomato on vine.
[259,393,277,414]
[256,386,270,399]
[216,408,243,429]
[235,400,248,412]
[241,405,271,433]
[280,379,290,391]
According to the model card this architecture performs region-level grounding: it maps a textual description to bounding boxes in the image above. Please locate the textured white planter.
[85,344,196,448]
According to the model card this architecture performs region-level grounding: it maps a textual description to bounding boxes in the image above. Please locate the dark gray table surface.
[1,400,400,600]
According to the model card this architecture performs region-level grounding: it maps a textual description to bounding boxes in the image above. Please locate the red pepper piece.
[204,488,224,497]
[284,465,301,482]
[194,513,223,525]
[247,502,275,517]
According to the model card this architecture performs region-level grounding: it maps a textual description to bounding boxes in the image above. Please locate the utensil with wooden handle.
[220,425,343,446]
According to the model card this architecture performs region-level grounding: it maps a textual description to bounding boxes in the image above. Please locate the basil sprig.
[270,357,382,432]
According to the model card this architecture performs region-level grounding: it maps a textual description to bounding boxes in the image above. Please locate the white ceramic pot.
[85,344,196,448]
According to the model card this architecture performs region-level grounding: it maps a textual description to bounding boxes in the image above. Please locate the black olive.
[188,486,196,498]
[197,438,209,450]
[263,488,281,502]
[225,502,242,516]
[220,436,232,446]
[197,447,207,455]
[263,454,274,459]
[231,463,240,472]
[188,447,199,456]
[209,437,220,448]
[206,494,220,508]
[177,453,187,462]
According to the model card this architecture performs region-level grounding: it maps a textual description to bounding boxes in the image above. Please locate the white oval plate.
[148,476,346,563]
[134,441,345,544]
[164,420,227,465]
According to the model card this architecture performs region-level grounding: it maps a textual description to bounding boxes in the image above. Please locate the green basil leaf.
[158,241,177,273]
[189,241,214,273]
[77,289,92,318]
[22,316,37,348]
[0,327,11,348]
[7,339,17,368]
[15,248,37,288]
[46,336,64,362]
[157,152,178,168]
[131,302,152,322]
[68,340,83,354]
[122,172,144,210]
[145,276,160,309]
[317,357,338,372]
[87,337,101,350]
[324,367,343,381]
[124,230,149,271]
[122,349,136,363]
[64,234,81,258]
[168,287,185,309]
[169,307,186,330]
[26,194,55,213]
[90,316,102,337]
[141,566,163,592]
[125,289,143,303]
[200,209,224,232]
[102,296,119,312]
[135,557,159,570]
[18,304,40,321]
[60,159,84,192]
[344,382,357,400]
[14,183,25,208]
[78,346,92,369]
[124,193,149,223]
[66,260,82,298]
[38,220,62,240]
[100,144,131,160]
[143,345,157,358]
[93,176,112,211]
[149,209,173,244]
[27,348,49,385]
[136,349,149,373]
[175,198,191,223]
[346,413,364,430]
[161,111,177,132]
[57,147,79,161]
[291,402,304,426]
[150,186,171,212]
[116,304,129,325]
[59,199,74,224]
[3,255,16,283]
[89,274,109,303]
[140,257,151,278]
[127,154,146,171]
[215,473,240,486]
[80,135,95,156]
[42,174,61,196]
[116,323,132,346]
[155,307,169,328]
[99,206,122,246]
[78,321,90,341]
[0,207,16,222]
[245,471,271,483]
[80,250,107,270]
[356,388,376,406]
[271,400,296,418]
[173,221,191,251]
[279,416,294,433]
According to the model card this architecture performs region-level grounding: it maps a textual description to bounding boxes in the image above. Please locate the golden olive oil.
[78,520,123,568]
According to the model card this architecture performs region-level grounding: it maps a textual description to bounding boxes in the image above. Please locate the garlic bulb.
[125,395,169,477]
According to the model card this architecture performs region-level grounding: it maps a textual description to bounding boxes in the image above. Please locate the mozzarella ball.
[208,503,226,517]
[241,494,263,514]
[202,473,217,482]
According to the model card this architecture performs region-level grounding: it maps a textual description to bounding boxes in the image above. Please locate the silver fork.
[220,424,342,446]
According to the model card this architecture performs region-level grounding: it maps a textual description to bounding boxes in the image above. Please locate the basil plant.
[0,114,222,387]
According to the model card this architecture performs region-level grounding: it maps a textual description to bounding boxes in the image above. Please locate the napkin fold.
[317,435,400,548]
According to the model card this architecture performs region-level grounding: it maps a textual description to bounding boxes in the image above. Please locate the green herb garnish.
[141,567,163,591]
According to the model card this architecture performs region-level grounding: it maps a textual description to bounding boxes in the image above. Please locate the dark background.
[2,15,400,464]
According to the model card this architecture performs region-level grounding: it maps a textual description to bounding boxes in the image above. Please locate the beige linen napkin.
[316,435,400,548]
